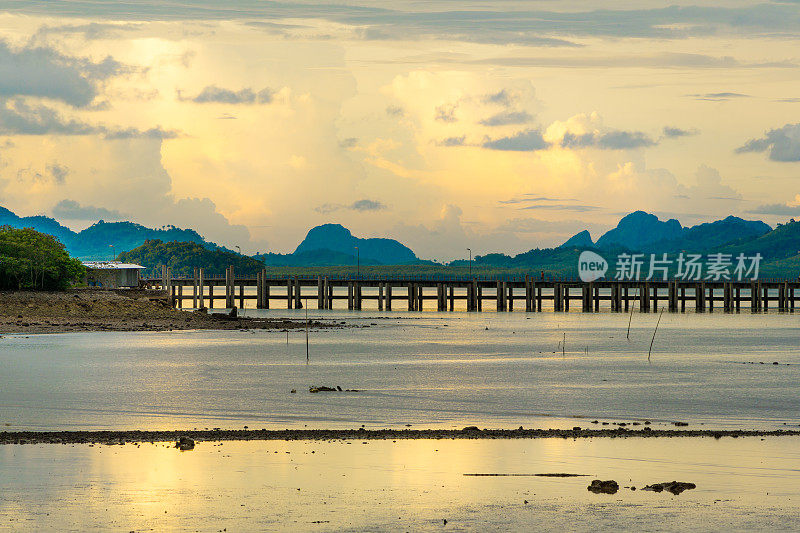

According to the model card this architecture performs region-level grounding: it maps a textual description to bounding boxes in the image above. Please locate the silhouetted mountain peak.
[596,211,682,249]
[560,230,593,248]
[294,223,418,264]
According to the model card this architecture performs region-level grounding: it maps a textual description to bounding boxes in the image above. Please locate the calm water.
[2,437,800,531]
[1,310,798,431]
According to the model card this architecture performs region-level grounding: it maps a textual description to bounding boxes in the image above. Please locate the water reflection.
[1,437,799,530]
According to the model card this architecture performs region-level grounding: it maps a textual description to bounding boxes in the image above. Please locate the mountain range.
[2,204,799,277]
[0,206,209,259]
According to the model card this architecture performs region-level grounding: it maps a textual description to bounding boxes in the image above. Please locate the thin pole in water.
[648,309,664,363]
[562,332,566,357]
[305,298,309,364]
[627,288,637,340]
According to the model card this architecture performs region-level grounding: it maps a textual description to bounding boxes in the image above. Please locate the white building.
[82,261,145,288]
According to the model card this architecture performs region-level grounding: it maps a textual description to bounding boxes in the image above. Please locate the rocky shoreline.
[3,427,799,445]
[0,289,340,333]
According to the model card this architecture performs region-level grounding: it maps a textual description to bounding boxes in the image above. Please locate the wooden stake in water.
[648,309,665,362]
[627,288,637,340]
[562,332,566,357]
[305,298,309,365]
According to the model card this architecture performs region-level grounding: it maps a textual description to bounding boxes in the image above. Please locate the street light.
[354,246,360,280]
[109,244,115,261]
[235,245,241,255]
[467,248,472,277]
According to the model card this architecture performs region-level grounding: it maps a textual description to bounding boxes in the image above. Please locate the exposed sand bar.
[3,427,800,445]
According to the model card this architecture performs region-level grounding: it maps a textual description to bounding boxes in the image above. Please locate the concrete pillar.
[536,284,542,311]
[197,268,204,309]
[507,284,513,312]
[408,283,414,311]
[294,277,302,309]
[553,283,560,312]
[582,284,591,312]
[378,283,385,311]
[263,275,270,310]
[448,285,454,311]
[239,283,245,310]
[165,267,173,306]
[386,284,392,311]
[192,267,198,308]
[564,286,570,312]
[525,278,531,312]
[208,283,213,309]
[652,284,658,312]
[256,272,263,309]
[496,281,503,312]
[695,283,703,312]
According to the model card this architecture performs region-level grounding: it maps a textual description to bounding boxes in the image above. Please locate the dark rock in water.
[290,389,297,393]
[462,426,480,432]
[336,386,342,391]
[175,436,195,450]
[228,306,238,318]
[588,479,619,494]
[309,386,337,393]
[572,426,581,431]
[673,421,689,427]
[642,481,696,495]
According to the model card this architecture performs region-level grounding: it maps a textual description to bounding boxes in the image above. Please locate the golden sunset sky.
[0,1,799,259]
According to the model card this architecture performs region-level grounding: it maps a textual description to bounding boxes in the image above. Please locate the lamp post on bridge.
[355,246,360,280]
[467,248,472,278]
[109,244,115,261]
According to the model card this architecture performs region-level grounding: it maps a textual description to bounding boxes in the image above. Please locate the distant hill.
[118,240,265,278]
[0,205,212,259]
[717,219,800,262]
[647,215,771,253]
[595,211,683,250]
[294,224,419,264]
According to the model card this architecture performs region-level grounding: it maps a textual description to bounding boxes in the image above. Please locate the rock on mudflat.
[175,436,195,450]
[642,481,696,495]
[587,479,619,494]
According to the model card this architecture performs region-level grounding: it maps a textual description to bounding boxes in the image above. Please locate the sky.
[0,0,799,260]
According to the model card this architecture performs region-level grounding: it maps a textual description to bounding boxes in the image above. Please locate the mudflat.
[3,427,800,445]
[0,290,337,333]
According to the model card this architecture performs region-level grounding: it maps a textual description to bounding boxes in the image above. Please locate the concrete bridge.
[149,266,800,313]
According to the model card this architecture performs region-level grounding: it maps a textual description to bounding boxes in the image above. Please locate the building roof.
[82,261,145,270]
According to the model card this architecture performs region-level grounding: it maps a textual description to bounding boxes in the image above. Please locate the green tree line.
[0,226,85,290]
[118,239,266,278]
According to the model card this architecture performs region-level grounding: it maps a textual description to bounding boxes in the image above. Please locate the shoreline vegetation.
[0,289,339,334]
[2,428,800,445]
